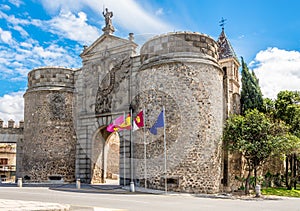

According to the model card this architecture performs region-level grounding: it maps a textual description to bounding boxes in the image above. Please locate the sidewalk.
[0,198,70,211]
[0,198,126,211]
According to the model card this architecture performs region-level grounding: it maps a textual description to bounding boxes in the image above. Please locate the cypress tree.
[240,57,264,114]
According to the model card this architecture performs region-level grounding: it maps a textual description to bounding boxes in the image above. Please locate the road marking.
[93,208,126,211]
[70,204,127,211]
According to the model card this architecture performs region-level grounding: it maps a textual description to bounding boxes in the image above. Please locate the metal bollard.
[17,178,22,188]
[255,184,261,197]
[76,178,81,189]
[130,181,135,192]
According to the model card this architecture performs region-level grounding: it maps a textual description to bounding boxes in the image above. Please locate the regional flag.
[149,110,164,135]
[133,110,144,131]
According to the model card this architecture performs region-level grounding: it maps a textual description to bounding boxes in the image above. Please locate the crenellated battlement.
[0,119,24,129]
[0,119,23,145]
[140,31,219,66]
[27,67,75,92]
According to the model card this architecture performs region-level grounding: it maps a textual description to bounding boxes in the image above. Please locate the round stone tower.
[21,67,76,183]
[133,32,224,193]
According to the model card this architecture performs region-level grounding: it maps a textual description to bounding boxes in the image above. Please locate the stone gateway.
[13,12,241,193]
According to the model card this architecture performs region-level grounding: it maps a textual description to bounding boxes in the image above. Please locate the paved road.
[0,186,300,211]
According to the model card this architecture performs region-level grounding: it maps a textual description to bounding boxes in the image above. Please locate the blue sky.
[0,0,300,123]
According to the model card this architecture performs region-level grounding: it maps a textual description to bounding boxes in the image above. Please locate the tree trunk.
[245,171,251,195]
[245,160,252,195]
[296,157,299,190]
[286,155,291,190]
[254,166,257,187]
[293,154,297,190]
[290,155,294,190]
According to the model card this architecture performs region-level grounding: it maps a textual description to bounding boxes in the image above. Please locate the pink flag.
[107,115,124,132]
[106,124,116,132]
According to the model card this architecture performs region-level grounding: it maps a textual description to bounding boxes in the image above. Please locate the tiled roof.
[217,29,238,60]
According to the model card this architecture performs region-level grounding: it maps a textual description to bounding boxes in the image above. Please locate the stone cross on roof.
[219,17,227,31]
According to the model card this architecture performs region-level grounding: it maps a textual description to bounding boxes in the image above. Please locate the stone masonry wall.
[132,32,224,193]
[22,67,76,182]
[74,34,137,183]
[0,121,23,144]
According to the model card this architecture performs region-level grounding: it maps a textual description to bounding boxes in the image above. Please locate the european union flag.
[149,110,164,135]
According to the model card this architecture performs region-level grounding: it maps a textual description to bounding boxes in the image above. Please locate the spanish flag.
[118,114,131,131]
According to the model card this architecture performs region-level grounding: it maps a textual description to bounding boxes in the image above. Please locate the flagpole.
[143,106,147,189]
[122,111,125,186]
[163,106,167,194]
[129,107,135,192]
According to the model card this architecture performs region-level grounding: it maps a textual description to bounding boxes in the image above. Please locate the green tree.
[275,91,300,135]
[274,133,300,189]
[263,98,276,117]
[274,90,300,189]
[223,109,288,194]
[240,57,264,114]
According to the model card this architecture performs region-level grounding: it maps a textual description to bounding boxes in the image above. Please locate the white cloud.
[13,25,29,37]
[8,0,24,7]
[38,0,83,13]
[0,4,11,10]
[33,46,61,59]
[0,32,81,79]
[0,9,100,45]
[251,47,300,99]
[30,43,81,67]
[0,28,13,44]
[238,35,245,39]
[0,91,24,124]
[0,11,32,25]
[155,8,164,16]
[20,41,32,48]
[0,9,83,77]
[39,0,174,34]
[46,11,101,45]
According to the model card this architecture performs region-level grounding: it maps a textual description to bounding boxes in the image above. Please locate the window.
[0,159,8,165]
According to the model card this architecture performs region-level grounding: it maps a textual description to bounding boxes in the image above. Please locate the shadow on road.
[0,182,151,195]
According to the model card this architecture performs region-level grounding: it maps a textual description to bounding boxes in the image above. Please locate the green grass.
[262,187,300,198]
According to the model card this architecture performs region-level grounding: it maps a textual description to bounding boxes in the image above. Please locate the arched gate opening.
[91,126,120,184]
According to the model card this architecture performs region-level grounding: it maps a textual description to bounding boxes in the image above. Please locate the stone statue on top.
[102,8,115,34]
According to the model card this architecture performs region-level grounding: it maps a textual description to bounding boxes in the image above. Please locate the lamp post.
[129,104,135,192]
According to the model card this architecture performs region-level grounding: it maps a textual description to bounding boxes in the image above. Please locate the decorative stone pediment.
[80,34,138,61]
